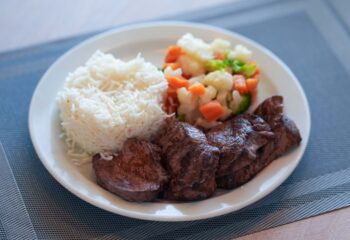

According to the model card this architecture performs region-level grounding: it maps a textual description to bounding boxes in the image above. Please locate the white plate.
[29,21,311,221]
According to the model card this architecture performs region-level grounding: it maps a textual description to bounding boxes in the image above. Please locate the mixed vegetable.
[162,34,260,128]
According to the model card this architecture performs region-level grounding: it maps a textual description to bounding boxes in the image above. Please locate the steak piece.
[155,117,219,201]
[254,95,302,160]
[92,138,168,202]
[206,114,274,189]
[213,96,302,189]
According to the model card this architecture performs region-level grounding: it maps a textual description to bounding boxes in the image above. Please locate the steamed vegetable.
[206,60,226,71]
[235,94,251,114]
[199,101,225,122]
[246,78,259,91]
[224,58,245,72]
[162,34,261,128]
[188,83,206,96]
[178,55,206,76]
[163,62,181,70]
[199,86,217,105]
[233,75,248,94]
[166,76,190,89]
[203,71,233,91]
[206,58,256,77]
[165,45,183,63]
[243,63,256,77]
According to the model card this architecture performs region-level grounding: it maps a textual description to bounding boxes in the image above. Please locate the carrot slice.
[246,78,259,91]
[233,74,249,94]
[188,83,206,96]
[199,101,225,122]
[166,76,190,89]
[163,62,181,70]
[165,45,183,63]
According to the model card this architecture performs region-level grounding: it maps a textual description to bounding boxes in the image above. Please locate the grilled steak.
[212,96,301,189]
[92,138,168,202]
[254,95,302,161]
[155,117,219,201]
[92,95,302,201]
[207,114,274,189]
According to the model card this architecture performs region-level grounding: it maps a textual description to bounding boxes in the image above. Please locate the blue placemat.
[1,0,350,239]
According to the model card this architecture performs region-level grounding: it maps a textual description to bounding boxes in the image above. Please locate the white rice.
[57,50,168,165]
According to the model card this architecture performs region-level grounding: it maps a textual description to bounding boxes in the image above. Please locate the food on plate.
[57,51,167,164]
[155,117,219,201]
[57,33,302,203]
[206,114,274,189]
[93,138,168,202]
[91,95,301,202]
[162,33,260,128]
[254,96,302,162]
[212,96,301,189]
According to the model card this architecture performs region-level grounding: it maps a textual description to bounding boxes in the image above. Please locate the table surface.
[1,0,349,239]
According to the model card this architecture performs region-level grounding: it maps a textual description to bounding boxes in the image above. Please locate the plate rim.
[28,20,311,221]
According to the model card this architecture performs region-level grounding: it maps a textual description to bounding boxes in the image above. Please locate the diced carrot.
[214,52,225,60]
[166,76,190,89]
[188,83,206,96]
[246,78,259,91]
[165,45,183,63]
[233,74,249,94]
[163,62,181,70]
[199,101,225,122]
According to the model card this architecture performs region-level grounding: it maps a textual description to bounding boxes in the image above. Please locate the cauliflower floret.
[228,44,252,62]
[230,90,243,112]
[216,90,229,106]
[178,55,206,77]
[199,85,217,105]
[215,90,233,120]
[210,39,231,53]
[189,75,205,85]
[177,87,199,123]
[177,33,213,61]
[164,66,182,77]
[203,71,233,91]
[177,87,193,104]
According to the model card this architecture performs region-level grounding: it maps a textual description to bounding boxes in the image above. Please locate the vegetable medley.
[163,33,260,128]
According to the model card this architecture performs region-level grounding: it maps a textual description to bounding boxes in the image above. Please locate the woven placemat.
[1,0,350,239]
